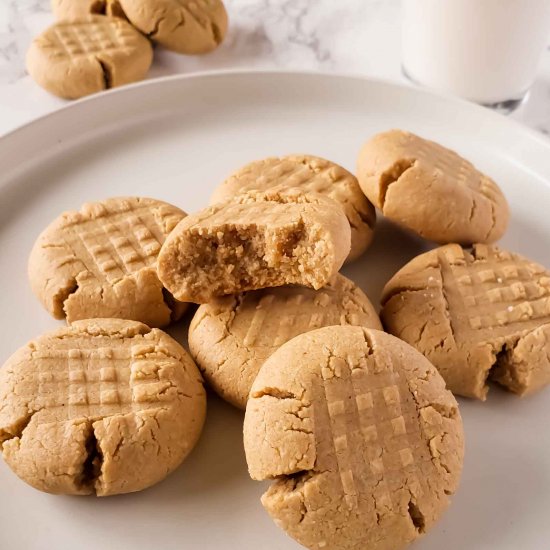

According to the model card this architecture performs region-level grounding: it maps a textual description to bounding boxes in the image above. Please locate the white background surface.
[2,0,550,135]
[0,72,550,550]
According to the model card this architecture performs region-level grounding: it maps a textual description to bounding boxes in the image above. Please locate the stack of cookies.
[26,0,229,99]
[1,130,549,550]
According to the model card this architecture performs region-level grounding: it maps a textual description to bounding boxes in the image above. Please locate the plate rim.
[2,68,550,151]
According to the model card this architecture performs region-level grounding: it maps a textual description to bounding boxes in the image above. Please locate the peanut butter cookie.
[29,197,187,327]
[157,189,351,304]
[26,15,152,99]
[0,319,206,496]
[189,274,381,409]
[381,244,550,399]
[244,326,464,550]
[357,130,509,244]
[119,0,228,54]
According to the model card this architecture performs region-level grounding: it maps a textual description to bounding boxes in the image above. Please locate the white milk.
[402,0,550,105]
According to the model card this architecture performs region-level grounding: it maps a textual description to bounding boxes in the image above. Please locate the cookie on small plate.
[244,326,464,550]
[381,243,550,399]
[51,0,127,20]
[29,197,186,328]
[211,155,376,262]
[357,129,509,244]
[157,189,351,303]
[189,273,381,409]
[119,0,228,54]
[0,319,206,496]
[26,15,152,99]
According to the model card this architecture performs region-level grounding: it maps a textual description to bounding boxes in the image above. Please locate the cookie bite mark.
[211,154,376,262]
[381,243,550,399]
[158,189,351,304]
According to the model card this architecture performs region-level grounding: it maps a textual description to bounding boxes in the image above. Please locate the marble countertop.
[1,0,550,136]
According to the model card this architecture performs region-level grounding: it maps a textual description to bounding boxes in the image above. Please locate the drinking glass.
[402,0,550,112]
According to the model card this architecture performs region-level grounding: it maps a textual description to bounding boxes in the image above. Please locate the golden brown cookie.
[210,155,376,262]
[51,0,127,20]
[357,130,509,244]
[381,244,550,399]
[0,319,206,496]
[244,326,464,550]
[29,197,187,328]
[157,189,351,304]
[119,0,228,54]
[26,16,152,99]
[188,274,381,409]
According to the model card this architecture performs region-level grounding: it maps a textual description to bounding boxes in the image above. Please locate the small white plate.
[0,71,549,550]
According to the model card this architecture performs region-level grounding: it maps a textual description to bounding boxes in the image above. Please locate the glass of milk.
[402,0,550,112]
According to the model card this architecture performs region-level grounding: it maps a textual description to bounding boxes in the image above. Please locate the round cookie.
[26,16,152,99]
[211,155,376,262]
[51,0,127,20]
[356,129,509,244]
[0,319,206,496]
[381,244,550,399]
[119,0,228,54]
[244,326,464,550]
[189,274,382,409]
[29,197,187,328]
[157,188,351,304]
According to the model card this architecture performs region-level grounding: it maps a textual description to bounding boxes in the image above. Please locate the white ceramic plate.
[1,72,550,550]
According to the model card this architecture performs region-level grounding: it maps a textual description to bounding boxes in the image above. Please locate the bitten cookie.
[0,319,206,496]
[189,274,382,409]
[381,244,550,399]
[210,155,376,262]
[119,0,228,54]
[357,130,509,244]
[29,197,187,328]
[244,326,464,550]
[26,15,152,99]
[51,0,127,20]
[157,189,351,304]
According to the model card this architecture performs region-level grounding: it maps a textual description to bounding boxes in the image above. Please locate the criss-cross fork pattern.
[411,138,501,203]
[53,203,181,287]
[49,21,137,58]
[241,292,330,348]
[234,288,353,349]
[438,247,550,345]
[27,340,176,424]
[230,157,354,206]
[313,348,431,512]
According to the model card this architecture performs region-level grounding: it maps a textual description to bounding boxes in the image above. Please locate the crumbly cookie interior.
[168,221,334,301]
